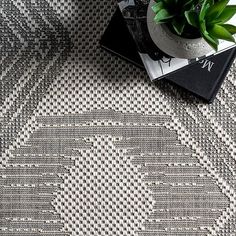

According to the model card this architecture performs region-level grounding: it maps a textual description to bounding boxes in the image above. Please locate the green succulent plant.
[152,0,198,35]
[152,0,236,50]
[185,0,236,50]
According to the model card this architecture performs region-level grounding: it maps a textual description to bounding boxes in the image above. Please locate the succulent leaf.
[172,18,186,34]
[206,0,229,19]
[212,5,236,23]
[202,32,219,50]
[154,9,174,22]
[152,2,165,13]
[222,23,236,34]
[200,0,210,21]
[200,19,207,32]
[185,10,199,27]
[207,0,214,6]
[208,24,235,41]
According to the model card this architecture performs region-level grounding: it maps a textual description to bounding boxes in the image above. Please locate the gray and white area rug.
[1,0,236,235]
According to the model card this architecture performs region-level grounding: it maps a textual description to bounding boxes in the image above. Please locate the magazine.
[117,0,236,80]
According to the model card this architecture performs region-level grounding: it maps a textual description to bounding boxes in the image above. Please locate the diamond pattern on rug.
[1,111,229,236]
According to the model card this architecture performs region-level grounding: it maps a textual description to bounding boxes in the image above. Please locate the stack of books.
[100,2,236,103]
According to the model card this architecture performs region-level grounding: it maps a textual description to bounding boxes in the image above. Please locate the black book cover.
[100,9,236,103]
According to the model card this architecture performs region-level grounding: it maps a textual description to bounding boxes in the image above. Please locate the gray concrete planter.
[147,0,213,59]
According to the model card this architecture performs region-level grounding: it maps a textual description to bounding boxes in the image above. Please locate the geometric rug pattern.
[1,0,236,236]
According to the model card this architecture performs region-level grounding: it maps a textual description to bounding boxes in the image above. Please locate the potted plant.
[147,0,236,59]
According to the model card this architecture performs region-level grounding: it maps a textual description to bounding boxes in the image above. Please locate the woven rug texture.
[1,0,236,235]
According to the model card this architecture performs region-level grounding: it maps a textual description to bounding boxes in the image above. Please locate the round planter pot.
[147,0,212,59]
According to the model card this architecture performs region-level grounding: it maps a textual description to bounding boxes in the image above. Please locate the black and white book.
[117,0,236,80]
[100,9,236,102]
